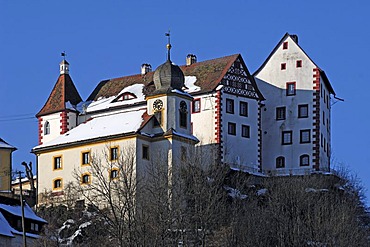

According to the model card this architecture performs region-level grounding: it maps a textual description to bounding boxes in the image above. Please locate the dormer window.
[114,92,137,102]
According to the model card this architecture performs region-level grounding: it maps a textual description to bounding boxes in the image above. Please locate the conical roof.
[36,61,82,117]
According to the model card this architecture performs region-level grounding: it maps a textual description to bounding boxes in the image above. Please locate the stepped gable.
[87,54,241,101]
[36,73,83,117]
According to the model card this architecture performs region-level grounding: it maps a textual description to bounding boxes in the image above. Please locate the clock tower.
[146,41,193,137]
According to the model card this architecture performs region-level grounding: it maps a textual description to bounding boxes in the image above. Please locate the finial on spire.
[165,30,171,61]
[61,51,66,60]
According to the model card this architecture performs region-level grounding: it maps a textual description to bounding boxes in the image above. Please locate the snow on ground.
[256,188,268,196]
[224,186,248,200]
[35,109,146,149]
[305,188,329,193]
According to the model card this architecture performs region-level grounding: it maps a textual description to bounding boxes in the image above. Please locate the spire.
[60,52,69,75]
[165,30,171,61]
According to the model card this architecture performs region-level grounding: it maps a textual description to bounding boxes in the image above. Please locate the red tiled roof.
[88,54,241,101]
[37,74,83,117]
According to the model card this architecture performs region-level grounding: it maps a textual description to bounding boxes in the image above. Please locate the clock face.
[153,99,163,111]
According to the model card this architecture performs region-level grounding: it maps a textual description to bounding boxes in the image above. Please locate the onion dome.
[153,59,185,93]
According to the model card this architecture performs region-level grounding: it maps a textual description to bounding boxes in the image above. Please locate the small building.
[0,138,16,192]
[0,195,47,246]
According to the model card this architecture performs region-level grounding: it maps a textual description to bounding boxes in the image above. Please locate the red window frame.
[283,41,288,49]
[192,98,201,113]
[281,63,286,70]
[296,60,302,68]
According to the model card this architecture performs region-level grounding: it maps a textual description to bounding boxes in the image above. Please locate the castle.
[32,33,335,204]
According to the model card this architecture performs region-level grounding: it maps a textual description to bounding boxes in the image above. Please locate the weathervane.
[61,51,67,60]
[165,30,171,61]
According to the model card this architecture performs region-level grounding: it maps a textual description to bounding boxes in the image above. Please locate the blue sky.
[1,1,369,205]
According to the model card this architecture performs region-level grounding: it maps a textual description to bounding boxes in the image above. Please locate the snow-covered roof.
[34,109,146,149]
[0,138,16,150]
[0,212,14,237]
[86,84,146,112]
[0,203,47,223]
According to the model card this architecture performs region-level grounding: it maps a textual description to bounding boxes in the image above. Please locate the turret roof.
[36,73,82,117]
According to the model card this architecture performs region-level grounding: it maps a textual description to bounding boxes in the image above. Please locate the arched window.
[179,101,188,128]
[276,156,285,168]
[300,154,310,166]
[81,173,91,185]
[44,121,50,135]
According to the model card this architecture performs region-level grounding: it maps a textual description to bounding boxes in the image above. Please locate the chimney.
[186,54,197,66]
[290,34,298,44]
[141,63,152,75]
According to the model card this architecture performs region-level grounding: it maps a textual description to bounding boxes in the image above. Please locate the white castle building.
[32,33,335,204]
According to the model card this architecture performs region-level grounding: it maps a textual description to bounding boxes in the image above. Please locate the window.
[298,104,308,118]
[286,82,296,96]
[323,111,325,125]
[81,173,91,184]
[53,156,62,170]
[226,99,234,114]
[31,223,39,232]
[53,178,62,189]
[110,169,119,180]
[192,99,201,113]
[324,138,326,152]
[179,101,188,128]
[300,129,311,143]
[321,133,323,147]
[281,63,286,70]
[276,156,285,168]
[296,60,302,68]
[241,125,250,138]
[44,121,50,135]
[300,154,310,166]
[276,107,286,120]
[283,41,288,49]
[181,146,187,161]
[239,101,248,117]
[110,147,118,161]
[142,145,149,160]
[228,122,236,135]
[326,95,329,109]
[81,151,90,165]
[153,111,162,127]
[282,131,292,145]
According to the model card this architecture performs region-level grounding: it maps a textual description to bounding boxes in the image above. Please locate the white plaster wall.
[67,111,78,130]
[191,93,217,145]
[255,36,318,173]
[41,112,62,144]
[221,92,259,171]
